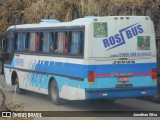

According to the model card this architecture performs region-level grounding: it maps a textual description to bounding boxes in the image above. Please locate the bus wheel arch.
[11,71,17,86]
[11,71,25,94]
[48,77,60,105]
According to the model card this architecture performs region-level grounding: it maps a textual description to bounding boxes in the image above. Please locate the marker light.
[141,91,149,95]
[151,68,157,79]
[88,71,96,85]
[120,17,123,19]
[145,17,149,20]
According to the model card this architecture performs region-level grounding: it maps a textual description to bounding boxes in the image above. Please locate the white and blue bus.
[2,16,158,105]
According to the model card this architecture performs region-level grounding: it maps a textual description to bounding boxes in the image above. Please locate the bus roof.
[7,16,151,30]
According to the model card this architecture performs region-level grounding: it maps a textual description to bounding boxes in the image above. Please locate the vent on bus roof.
[40,19,60,24]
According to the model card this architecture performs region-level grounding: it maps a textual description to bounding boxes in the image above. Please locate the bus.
[1,16,158,105]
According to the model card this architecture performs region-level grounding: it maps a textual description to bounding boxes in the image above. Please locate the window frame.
[4,29,15,64]
[13,26,85,58]
[68,30,84,56]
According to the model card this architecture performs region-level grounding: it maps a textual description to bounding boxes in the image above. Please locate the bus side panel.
[4,68,12,86]
[4,54,87,100]
[4,56,16,86]
[14,69,87,100]
[56,76,86,100]
[84,59,157,99]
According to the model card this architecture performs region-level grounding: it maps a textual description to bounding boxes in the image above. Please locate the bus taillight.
[88,71,96,85]
[151,68,157,80]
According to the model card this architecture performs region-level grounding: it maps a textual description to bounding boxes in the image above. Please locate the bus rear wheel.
[15,77,25,94]
[49,80,60,105]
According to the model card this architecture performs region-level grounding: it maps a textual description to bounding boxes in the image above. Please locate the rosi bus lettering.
[103,23,143,50]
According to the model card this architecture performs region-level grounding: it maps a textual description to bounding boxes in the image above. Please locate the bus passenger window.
[56,32,68,54]
[15,33,18,50]
[69,31,83,54]
[30,33,36,51]
[43,32,53,52]
[25,33,30,51]
[17,33,26,51]
[40,32,43,52]
[35,32,40,51]
[34,32,43,52]
[49,33,55,52]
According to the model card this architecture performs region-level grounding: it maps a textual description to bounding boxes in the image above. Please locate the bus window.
[43,32,53,52]
[6,30,14,53]
[17,33,22,51]
[25,33,30,51]
[35,32,43,52]
[35,32,40,51]
[17,33,26,51]
[56,32,68,54]
[40,32,43,52]
[15,33,18,50]
[30,33,36,51]
[49,32,55,52]
[4,29,14,63]
[7,38,14,53]
[69,31,83,54]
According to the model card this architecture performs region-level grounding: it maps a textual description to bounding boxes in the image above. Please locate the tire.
[151,94,160,103]
[49,80,60,105]
[15,77,25,94]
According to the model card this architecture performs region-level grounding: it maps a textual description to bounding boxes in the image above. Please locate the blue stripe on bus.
[27,61,156,91]
[5,60,156,78]
[4,60,157,92]
[34,61,157,78]
[4,59,156,78]
[20,72,157,94]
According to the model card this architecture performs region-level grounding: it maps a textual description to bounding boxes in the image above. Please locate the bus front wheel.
[15,77,25,94]
[49,80,60,105]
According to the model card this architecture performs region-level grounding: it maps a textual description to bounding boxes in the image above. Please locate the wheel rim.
[15,78,19,87]
[15,78,19,92]
[51,82,58,101]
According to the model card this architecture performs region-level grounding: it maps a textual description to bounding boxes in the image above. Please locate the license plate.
[118,77,130,83]
[116,84,133,88]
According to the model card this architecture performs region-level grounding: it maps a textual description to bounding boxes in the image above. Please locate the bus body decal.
[103,23,144,50]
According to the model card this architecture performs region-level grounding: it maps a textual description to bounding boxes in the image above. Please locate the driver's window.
[7,38,14,53]
[5,29,14,64]
[6,30,14,53]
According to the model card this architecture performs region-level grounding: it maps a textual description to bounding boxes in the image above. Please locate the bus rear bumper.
[85,86,158,99]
